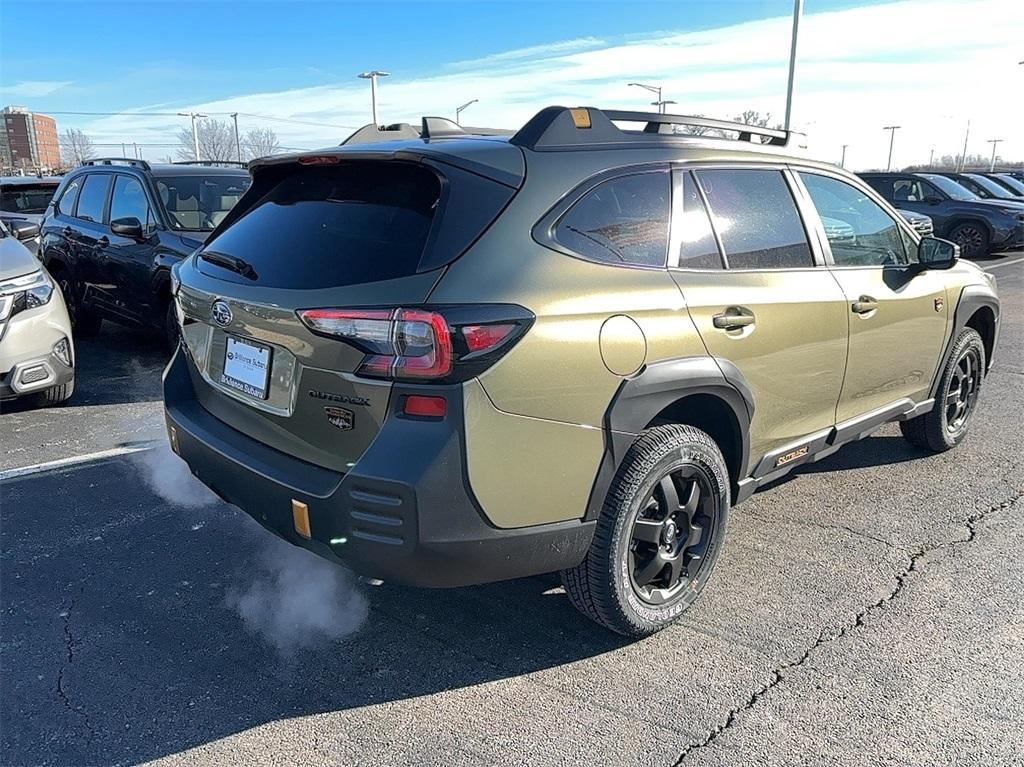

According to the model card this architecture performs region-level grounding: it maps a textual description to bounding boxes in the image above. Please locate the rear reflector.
[461,323,516,353]
[403,394,447,418]
[292,499,312,539]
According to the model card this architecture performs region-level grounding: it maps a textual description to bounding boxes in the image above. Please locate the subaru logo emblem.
[211,299,233,327]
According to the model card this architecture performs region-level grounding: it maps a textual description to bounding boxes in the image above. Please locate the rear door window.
[198,163,441,288]
[56,177,83,215]
[554,171,670,267]
[694,169,813,269]
[75,174,111,223]
[110,175,156,228]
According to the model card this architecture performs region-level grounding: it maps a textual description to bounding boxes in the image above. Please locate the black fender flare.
[930,285,1000,400]
[584,356,754,519]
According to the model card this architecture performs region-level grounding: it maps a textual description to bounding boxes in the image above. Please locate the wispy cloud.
[1,80,73,98]
[74,0,1023,169]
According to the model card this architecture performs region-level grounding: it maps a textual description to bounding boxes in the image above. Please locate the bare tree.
[676,114,719,137]
[177,118,237,162]
[243,127,281,161]
[60,128,95,166]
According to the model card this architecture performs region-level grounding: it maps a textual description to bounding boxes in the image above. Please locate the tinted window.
[110,175,154,227]
[695,169,812,269]
[995,174,1024,194]
[75,174,111,223]
[155,174,250,231]
[675,171,722,269]
[918,174,977,201]
[964,174,1017,198]
[0,183,57,214]
[556,172,670,267]
[198,163,440,289]
[57,177,82,215]
[799,173,907,267]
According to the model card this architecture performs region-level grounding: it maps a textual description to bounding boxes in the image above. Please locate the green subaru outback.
[164,107,999,636]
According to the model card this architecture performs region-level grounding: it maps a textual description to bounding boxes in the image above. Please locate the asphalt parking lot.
[1,255,1022,767]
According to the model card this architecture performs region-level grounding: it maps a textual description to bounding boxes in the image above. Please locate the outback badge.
[324,406,354,431]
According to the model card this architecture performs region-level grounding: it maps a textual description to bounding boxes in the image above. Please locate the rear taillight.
[297,305,533,383]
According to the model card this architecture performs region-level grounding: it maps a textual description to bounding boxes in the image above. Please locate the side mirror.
[918,236,959,270]
[111,216,144,240]
[924,195,943,206]
[9,220,40,241]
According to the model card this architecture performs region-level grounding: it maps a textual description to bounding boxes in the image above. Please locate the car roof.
[0,175,61,186]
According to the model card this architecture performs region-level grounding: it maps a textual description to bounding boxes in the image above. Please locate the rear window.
[198,163,442,289]
[1,182,58,214]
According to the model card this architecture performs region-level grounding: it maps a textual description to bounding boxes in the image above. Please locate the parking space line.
[0,441,163,482]
[984,256,1024,272]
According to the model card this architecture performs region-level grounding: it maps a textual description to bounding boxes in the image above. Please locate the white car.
[0,219,74,405]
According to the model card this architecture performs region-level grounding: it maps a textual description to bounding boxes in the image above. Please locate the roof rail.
[510,106,791,151]
[81,157,151,170]
[172,160,248,168]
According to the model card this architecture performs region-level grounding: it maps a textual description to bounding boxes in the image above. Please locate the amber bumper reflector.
[168,425,179,455]
[292,500,312,539]
[570,108,591,128]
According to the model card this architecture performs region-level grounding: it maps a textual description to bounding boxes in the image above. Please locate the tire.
[36,378,75,406]
[561,424,730,637]
[163,299,180,351]
[947,222,990,260]
[901,328,985,452]
[56,273,101,337]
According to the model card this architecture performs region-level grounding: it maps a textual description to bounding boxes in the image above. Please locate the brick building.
[1,106,61,172]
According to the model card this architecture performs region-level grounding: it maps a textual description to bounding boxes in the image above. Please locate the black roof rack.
[510,106,791,151]
[81,157,151,170]
[172,160,248,168]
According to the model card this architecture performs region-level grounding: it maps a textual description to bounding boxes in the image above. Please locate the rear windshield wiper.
[200,250,259,280]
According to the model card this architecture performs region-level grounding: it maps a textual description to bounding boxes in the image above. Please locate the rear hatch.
[174,148,521,472]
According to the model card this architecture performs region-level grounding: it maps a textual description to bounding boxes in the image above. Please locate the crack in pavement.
[672,485,1023,766]
[56,596,96,743]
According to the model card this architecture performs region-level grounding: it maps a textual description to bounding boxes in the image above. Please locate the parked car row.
[860,171,1024,258]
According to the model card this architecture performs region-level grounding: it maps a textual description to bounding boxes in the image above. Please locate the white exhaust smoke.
[134,444,368,649]
[226,529,368,652]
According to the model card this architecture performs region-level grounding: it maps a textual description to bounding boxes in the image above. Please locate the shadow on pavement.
[0,459,629,766]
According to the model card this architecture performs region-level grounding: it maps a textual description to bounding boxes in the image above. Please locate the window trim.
[669,161,824,273]
[789,166,922,271]
[667,168,726,270]
[532,163,673,270]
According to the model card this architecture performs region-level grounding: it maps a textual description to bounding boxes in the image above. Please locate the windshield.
[994,174,1024,195]
[0,183,59,214]
[963,174,1016,197]
[155,174,251,231]
[919,174,978,201]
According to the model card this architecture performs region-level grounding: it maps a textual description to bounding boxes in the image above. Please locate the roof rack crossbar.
[81,157,151,170]
[510,106,791,151]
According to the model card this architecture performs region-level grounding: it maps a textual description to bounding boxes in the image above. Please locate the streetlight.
[883,125,901,171]
[653,99,678,114]
[230,113,242,162]
[455,99,478,125]
[178,112,208,161]
[957,119,971,171]
[358,70,390,126]
[987,138,1003,171]
[840,144,849,168]
[628,82,663,113]
[783,0,804,131]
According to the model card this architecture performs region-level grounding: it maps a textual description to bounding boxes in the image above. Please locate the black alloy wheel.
[628,466,715,605]
[945,345,982,433]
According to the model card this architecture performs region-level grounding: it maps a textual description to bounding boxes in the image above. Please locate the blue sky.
[1,0,1021,168]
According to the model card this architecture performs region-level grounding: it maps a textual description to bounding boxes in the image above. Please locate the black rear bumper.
[163,348,594,587]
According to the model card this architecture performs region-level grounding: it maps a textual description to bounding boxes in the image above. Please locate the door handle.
[96,236,110,249]
[712,308,756,330]
[851,296,878,315]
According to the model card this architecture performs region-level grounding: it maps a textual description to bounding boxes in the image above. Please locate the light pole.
[957,119,971,171]
[883,125,900,171]
[358,70,390,126]
[928,148,935,167]
[840,144,848,168]
[654,99,678,114]
[178,111,208,161]
[231,113,242,162]
[455,99,478,125]
[628,82,663,112]
[783,0,804,131]
[987,139,1003,171]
